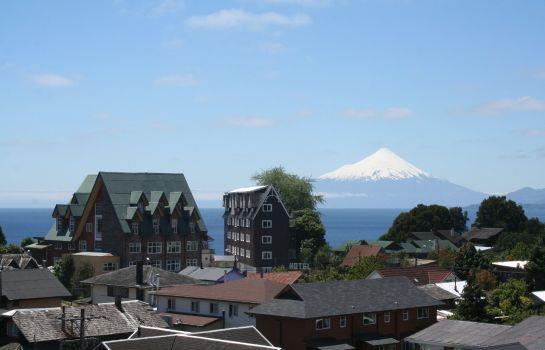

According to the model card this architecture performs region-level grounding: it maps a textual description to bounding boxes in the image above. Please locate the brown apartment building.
[249,276,442,350]
[38,172,209,270]
[223,185,292,273]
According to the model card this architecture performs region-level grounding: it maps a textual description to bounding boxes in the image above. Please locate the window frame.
[167,241,182,253]
[147,242,162,254]
[384,311,391,323]
[186,259,198,267]
[417,307,429,320]
[103,262,115,272]
[131,222,139,235]
[79,240,87,251]
[363,312,377,325]
[128,242,141,253]
[85,222,93,233]
[262,220,272,229]
[340,315,347,328]
[153,217,160,234]
[191,300,200,313]
[209,302,219,314]
[315,318,331,330]
[262,235,272,244]
[263,203,273,212]
[171,218,178,234]
[403,309,409,321]
[167,298,176,311]
[166,259,181,272]
[186,241,198,252]
[262,251,272,260]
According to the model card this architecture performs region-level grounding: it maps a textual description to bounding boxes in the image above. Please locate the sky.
[1,0,544,208]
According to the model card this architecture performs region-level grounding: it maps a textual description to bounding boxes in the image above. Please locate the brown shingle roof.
[373,266,453,286]
[154,278,287,304]
[159,313,220,327]
[342,245,383,267]
[246,271,303,284]
[462,227,504,241]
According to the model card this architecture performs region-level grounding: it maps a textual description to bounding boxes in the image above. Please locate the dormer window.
[131,222,139,235]
[137,202,144,213]
[189,222,195,233]
[153,218,160,234]
[57,218,63,231]
[69,216,75,233]
[171,218,178,234]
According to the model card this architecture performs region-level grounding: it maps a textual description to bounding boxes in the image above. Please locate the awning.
[306,338,355,350]
[358,335,399,347]
[24,243,51,250]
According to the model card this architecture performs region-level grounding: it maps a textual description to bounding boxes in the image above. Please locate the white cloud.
[150,0,184,17]
[224,116,275,128]
[185,9,311,30]
[241,0,331,6]
[154,74,200,87]
[31,74,74,87]
[343,107,413,119]
[260,42,287,54]
[475,96,545,116]
[524,129,545,138]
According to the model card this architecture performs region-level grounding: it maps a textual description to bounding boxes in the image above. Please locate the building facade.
[41,172,209,269]
[223,185,292,273]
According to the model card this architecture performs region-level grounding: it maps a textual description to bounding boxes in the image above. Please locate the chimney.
[61,306,66,332]
[115,295,123,312]
[136,261,144,285]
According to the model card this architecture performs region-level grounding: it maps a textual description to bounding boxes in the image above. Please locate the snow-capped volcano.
[315,148,487,208]
[319,147,431,181]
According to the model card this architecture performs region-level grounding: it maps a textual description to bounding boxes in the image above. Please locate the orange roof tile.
[342,245,383,267]
[246,271,303,285]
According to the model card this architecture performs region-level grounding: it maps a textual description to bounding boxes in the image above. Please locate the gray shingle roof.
[418,284,459,301]
[250,276,443,319]
[485,316,545,350]
[1,268,71,300]
[0,254,39,269]
[81,265,198,288]
[463,227,504,241]
[405,319,512,348]
[193,326,273,346]
[12,301,167,343]
[179,266,240,282]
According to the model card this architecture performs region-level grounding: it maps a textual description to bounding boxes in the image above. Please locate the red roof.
[246,271,303,285]
[374,265,453,285]
[155,278,288,304]
[342,245,383,267]
[159,313,220,327]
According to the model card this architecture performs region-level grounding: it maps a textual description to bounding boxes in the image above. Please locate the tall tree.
[487,279,533,325]
[291,209,326,259]
[526,247,545,291]
[0,226,6,246]
[381,204,468,242]
[54,255,75,290]
[453,277,490,322]
[453,242,489,279]
[20,236,34,248]
[252,166,323,213]
[474,196,527,232]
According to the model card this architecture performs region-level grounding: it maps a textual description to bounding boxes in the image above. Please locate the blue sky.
[1,0,544,207]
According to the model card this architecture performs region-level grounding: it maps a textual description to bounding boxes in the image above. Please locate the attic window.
[153,218,160,234]
[57,218,63,231]
[131,222,139,235]
[69,216,75,233]
[137,202,144,213]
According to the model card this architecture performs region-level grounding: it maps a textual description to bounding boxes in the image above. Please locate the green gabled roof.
[130,190,144,204]
[44,224,74,242]
[169,191,183,207]
[396,242,421,254]
[76,175,98,193]
[68,204,84,217]
[146,202,161,215]
[366,240,395,248]
[71,193,90,205]
[412,239,458,251]
[150,191,166,203]
[126,206,138,220]
[99,172,207,233]
[184,206,195,217]
[53,204,69,217]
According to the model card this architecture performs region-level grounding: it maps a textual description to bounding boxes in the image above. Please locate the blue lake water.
[2,206,544,250]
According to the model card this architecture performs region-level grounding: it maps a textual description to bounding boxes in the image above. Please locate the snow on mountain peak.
[318,147,432,181]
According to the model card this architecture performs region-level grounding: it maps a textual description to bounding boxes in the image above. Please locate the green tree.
[0,226,6,246]
[71,263,94,298]
[508,242,533,260]
[487,279,533,324]
[381,204,467,242]
[291,209,326,259]
[526,217,545,236]
[526,247,545,291]
[54,255,75,290]
[345,255,386,280]
[475,196,527,232]
[453,242,489,278]
[252,166,323,213]
[437,249,457,269]
[0,244,23,254]
[20,236,34,248]
[453,277,491,322]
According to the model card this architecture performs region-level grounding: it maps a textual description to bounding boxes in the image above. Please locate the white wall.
[90,285,138,304]
[156,295,256,328]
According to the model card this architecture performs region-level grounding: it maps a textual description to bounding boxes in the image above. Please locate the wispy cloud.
[343,107,413,119]
[260,42,287,54]
[500,147,545,160]
[31,74,74,87]
[185,9,310,30]
[224,116,275,128]
[150,0,184,17]
[521,128,545,138]
[154,74,200,87]
[474,96,545,116]
[114,0,184,18]
[241,0,332,6]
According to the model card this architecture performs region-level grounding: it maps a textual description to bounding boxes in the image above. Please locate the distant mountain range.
[315,148,545,209]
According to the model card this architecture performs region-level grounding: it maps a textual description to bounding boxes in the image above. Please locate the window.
[79,240,87,251]
[69,216,76,232]
[417,307,429,319]
[262,236,272,244]
[384,312,391,323]
[153,218,160,234]
[146,260,162,268]
[186,241,198,251]
[167,241,181,253]
[363,313,376,325]
[96,216,103,235]
[137,202,144,213]
[57,217,63,230]
[166,260,181,272]
[209,302,219,314]
[95,203,103,215]
[262,267,273,273]
[147,242,162,254]
[129,242,141,253]
[229,304,239,317]
[262,220,272,229]
[85,222,93,233]
[226,245,231,253]
[189,222,195,233]
[107,286,114,297]
[246,234,250,243]
[262,251,272,260]
[340,315,347,328]
[227,232,231,239]
[186,259,198,266]
[128,261,137,267]
[167,298,176,310]
[131,222,139,234]
[119,288,129,298]
[403,310,409,321]
[68,243,75,251]
[315,318,331,330]
[191,301,200,313]
[103,262,116,272]
[171,218,178,234]
[6,321,19,338]
[263,204,273,212]
[55,242,63,250]
[95,241,102,251]
[246,250,251,258]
